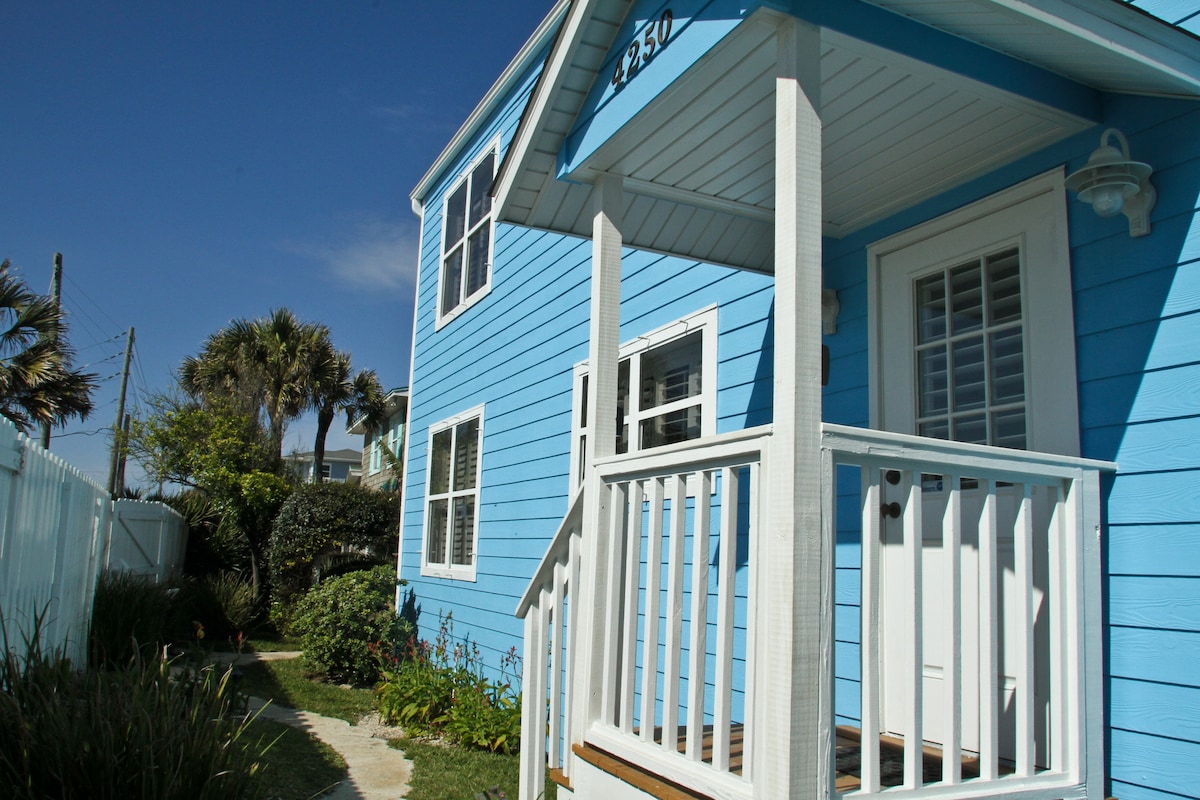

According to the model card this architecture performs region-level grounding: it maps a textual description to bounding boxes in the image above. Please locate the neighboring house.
[286,448,362,484]
[398,2,1200,799]
[349,387,409,492]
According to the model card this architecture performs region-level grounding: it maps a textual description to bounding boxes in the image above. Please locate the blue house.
[398,2,1200,798]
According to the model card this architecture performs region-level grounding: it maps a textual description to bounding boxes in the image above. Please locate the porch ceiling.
[493,0,1200,274]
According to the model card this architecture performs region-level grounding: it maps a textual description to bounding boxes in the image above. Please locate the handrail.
[515,486,583,618]
[822,423,1117,477]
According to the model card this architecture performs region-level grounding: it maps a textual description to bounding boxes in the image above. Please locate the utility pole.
[40,252,63,450]
[107,327,134,498]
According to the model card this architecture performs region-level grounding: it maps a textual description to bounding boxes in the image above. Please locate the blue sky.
[1,1,556,486]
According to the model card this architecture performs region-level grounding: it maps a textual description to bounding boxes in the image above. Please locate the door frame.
[866,168,1080,457]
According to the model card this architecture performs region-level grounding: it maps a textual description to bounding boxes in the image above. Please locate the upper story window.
[438,143,497,327]
[570,306,718,487]
[422,406,484,580]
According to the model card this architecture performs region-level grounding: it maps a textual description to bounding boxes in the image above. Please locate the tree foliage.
[311,351,384,483]
[179,308,332,462]
[268,481,399,604]
[0,259,96,433]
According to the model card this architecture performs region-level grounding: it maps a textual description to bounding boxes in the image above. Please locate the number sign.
[611,9,673,88]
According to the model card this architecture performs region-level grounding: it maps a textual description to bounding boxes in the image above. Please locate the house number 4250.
[610,9,673,88]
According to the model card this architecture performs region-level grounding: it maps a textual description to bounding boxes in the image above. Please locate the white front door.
[868,171,1079,764]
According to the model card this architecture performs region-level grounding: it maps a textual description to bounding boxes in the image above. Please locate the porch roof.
[492,0,1200,272]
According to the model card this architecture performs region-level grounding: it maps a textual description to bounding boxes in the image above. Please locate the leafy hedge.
[268,482,398,605]
[292,566,411,686]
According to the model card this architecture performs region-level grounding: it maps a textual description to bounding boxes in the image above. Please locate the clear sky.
[1,0,557,487]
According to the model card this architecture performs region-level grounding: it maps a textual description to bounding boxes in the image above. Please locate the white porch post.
[571,172,624,747]
[761,17,830,799]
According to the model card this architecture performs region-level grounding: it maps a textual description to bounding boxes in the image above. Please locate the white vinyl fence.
[0,421,187,665]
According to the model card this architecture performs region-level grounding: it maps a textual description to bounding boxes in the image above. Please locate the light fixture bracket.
[1065,128,1155,238]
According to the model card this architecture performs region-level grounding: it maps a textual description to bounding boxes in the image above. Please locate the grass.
[236,656,376,723]
[393,738,557,800]
[250,718,347,800]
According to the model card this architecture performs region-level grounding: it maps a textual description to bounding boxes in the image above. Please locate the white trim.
[868,168,1080,457]
[420,403,486,581]
[410,0,570,213]
[435,138,501,331]
[569,305,719,490]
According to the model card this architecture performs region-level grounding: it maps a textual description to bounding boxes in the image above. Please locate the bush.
[291,566,410,686]
[89,571,184,669]
[376,613,522,754]
[1,625,269,799]
[268,482,398,605]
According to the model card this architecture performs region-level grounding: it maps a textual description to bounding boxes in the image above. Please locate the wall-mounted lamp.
[822,288,840,335]
[1065,128,1156,238]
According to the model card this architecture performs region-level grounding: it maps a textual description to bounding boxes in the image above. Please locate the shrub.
[0,625,269,799]
[89,570,183,669]
[204,570,259,634]
[268,482,399,605]
[291,566,410,686]
[375,613,522,754]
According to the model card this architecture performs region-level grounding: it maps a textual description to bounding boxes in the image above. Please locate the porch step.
[570,742,716,800]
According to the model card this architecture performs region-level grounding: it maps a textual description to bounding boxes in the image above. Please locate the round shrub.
[268,482,398,604]
[291,566,410,685]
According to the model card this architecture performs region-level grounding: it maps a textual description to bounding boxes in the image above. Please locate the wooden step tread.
[572,743,715,800]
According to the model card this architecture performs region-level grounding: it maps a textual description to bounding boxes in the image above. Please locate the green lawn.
[237,656,376,722]
[250,718,347,800]
[393,738,557,800]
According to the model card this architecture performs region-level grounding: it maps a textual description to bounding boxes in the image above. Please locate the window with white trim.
[438,143,497,326]
[423,406,484,579]
[570,307,718,487]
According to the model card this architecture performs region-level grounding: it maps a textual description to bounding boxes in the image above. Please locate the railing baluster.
[1047,482,1066,774]
[943,472,962,785]
[744,459,761,783]
[620,480,643,735]
[901,469,924,789]
[713,465,739,772]
[641,477,666,744]
[978,479,1000,781]
[601,481,628,724]
[1015,483,1036,777]
[519,603,546,800]
[564,528,581,781]
[662,473,688,755]
[859,467,882,793]
[548,557,566,769]
[686,471,712,763]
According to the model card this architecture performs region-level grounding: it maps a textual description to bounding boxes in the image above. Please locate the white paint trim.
[569,304,720,490]
[435,137,502,331]
[867,168,1081,457]
[411,0,570,213]
[419,403,486,582]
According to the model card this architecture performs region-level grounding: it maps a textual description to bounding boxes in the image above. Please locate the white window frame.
[435,138,499,330]
[421,404,485,581]
[569,305,719,489]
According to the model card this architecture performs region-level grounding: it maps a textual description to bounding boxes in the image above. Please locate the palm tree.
[0,259,96,433]
[180,308,331,462]
[311,351,385,483]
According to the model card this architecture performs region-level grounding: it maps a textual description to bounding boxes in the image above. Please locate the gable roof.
[490,0,1200,266]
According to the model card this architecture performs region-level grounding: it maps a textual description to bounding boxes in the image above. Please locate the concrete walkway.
[217,651,413,800]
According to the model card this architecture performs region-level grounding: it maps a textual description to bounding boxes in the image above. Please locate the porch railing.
[517,423,1109,800]
[823,424,1110,799]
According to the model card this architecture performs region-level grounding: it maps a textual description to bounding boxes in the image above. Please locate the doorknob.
[881,501,901,519]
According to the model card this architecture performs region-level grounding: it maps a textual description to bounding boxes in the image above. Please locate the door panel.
[869,174,1077,765]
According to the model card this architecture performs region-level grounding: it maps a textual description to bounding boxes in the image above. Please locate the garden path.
[220,651,414,800]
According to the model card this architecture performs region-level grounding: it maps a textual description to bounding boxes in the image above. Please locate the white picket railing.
[516,488,583,795]
[0,422,188,666]
[517,423,1108,800]
[823,424,1109,800]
